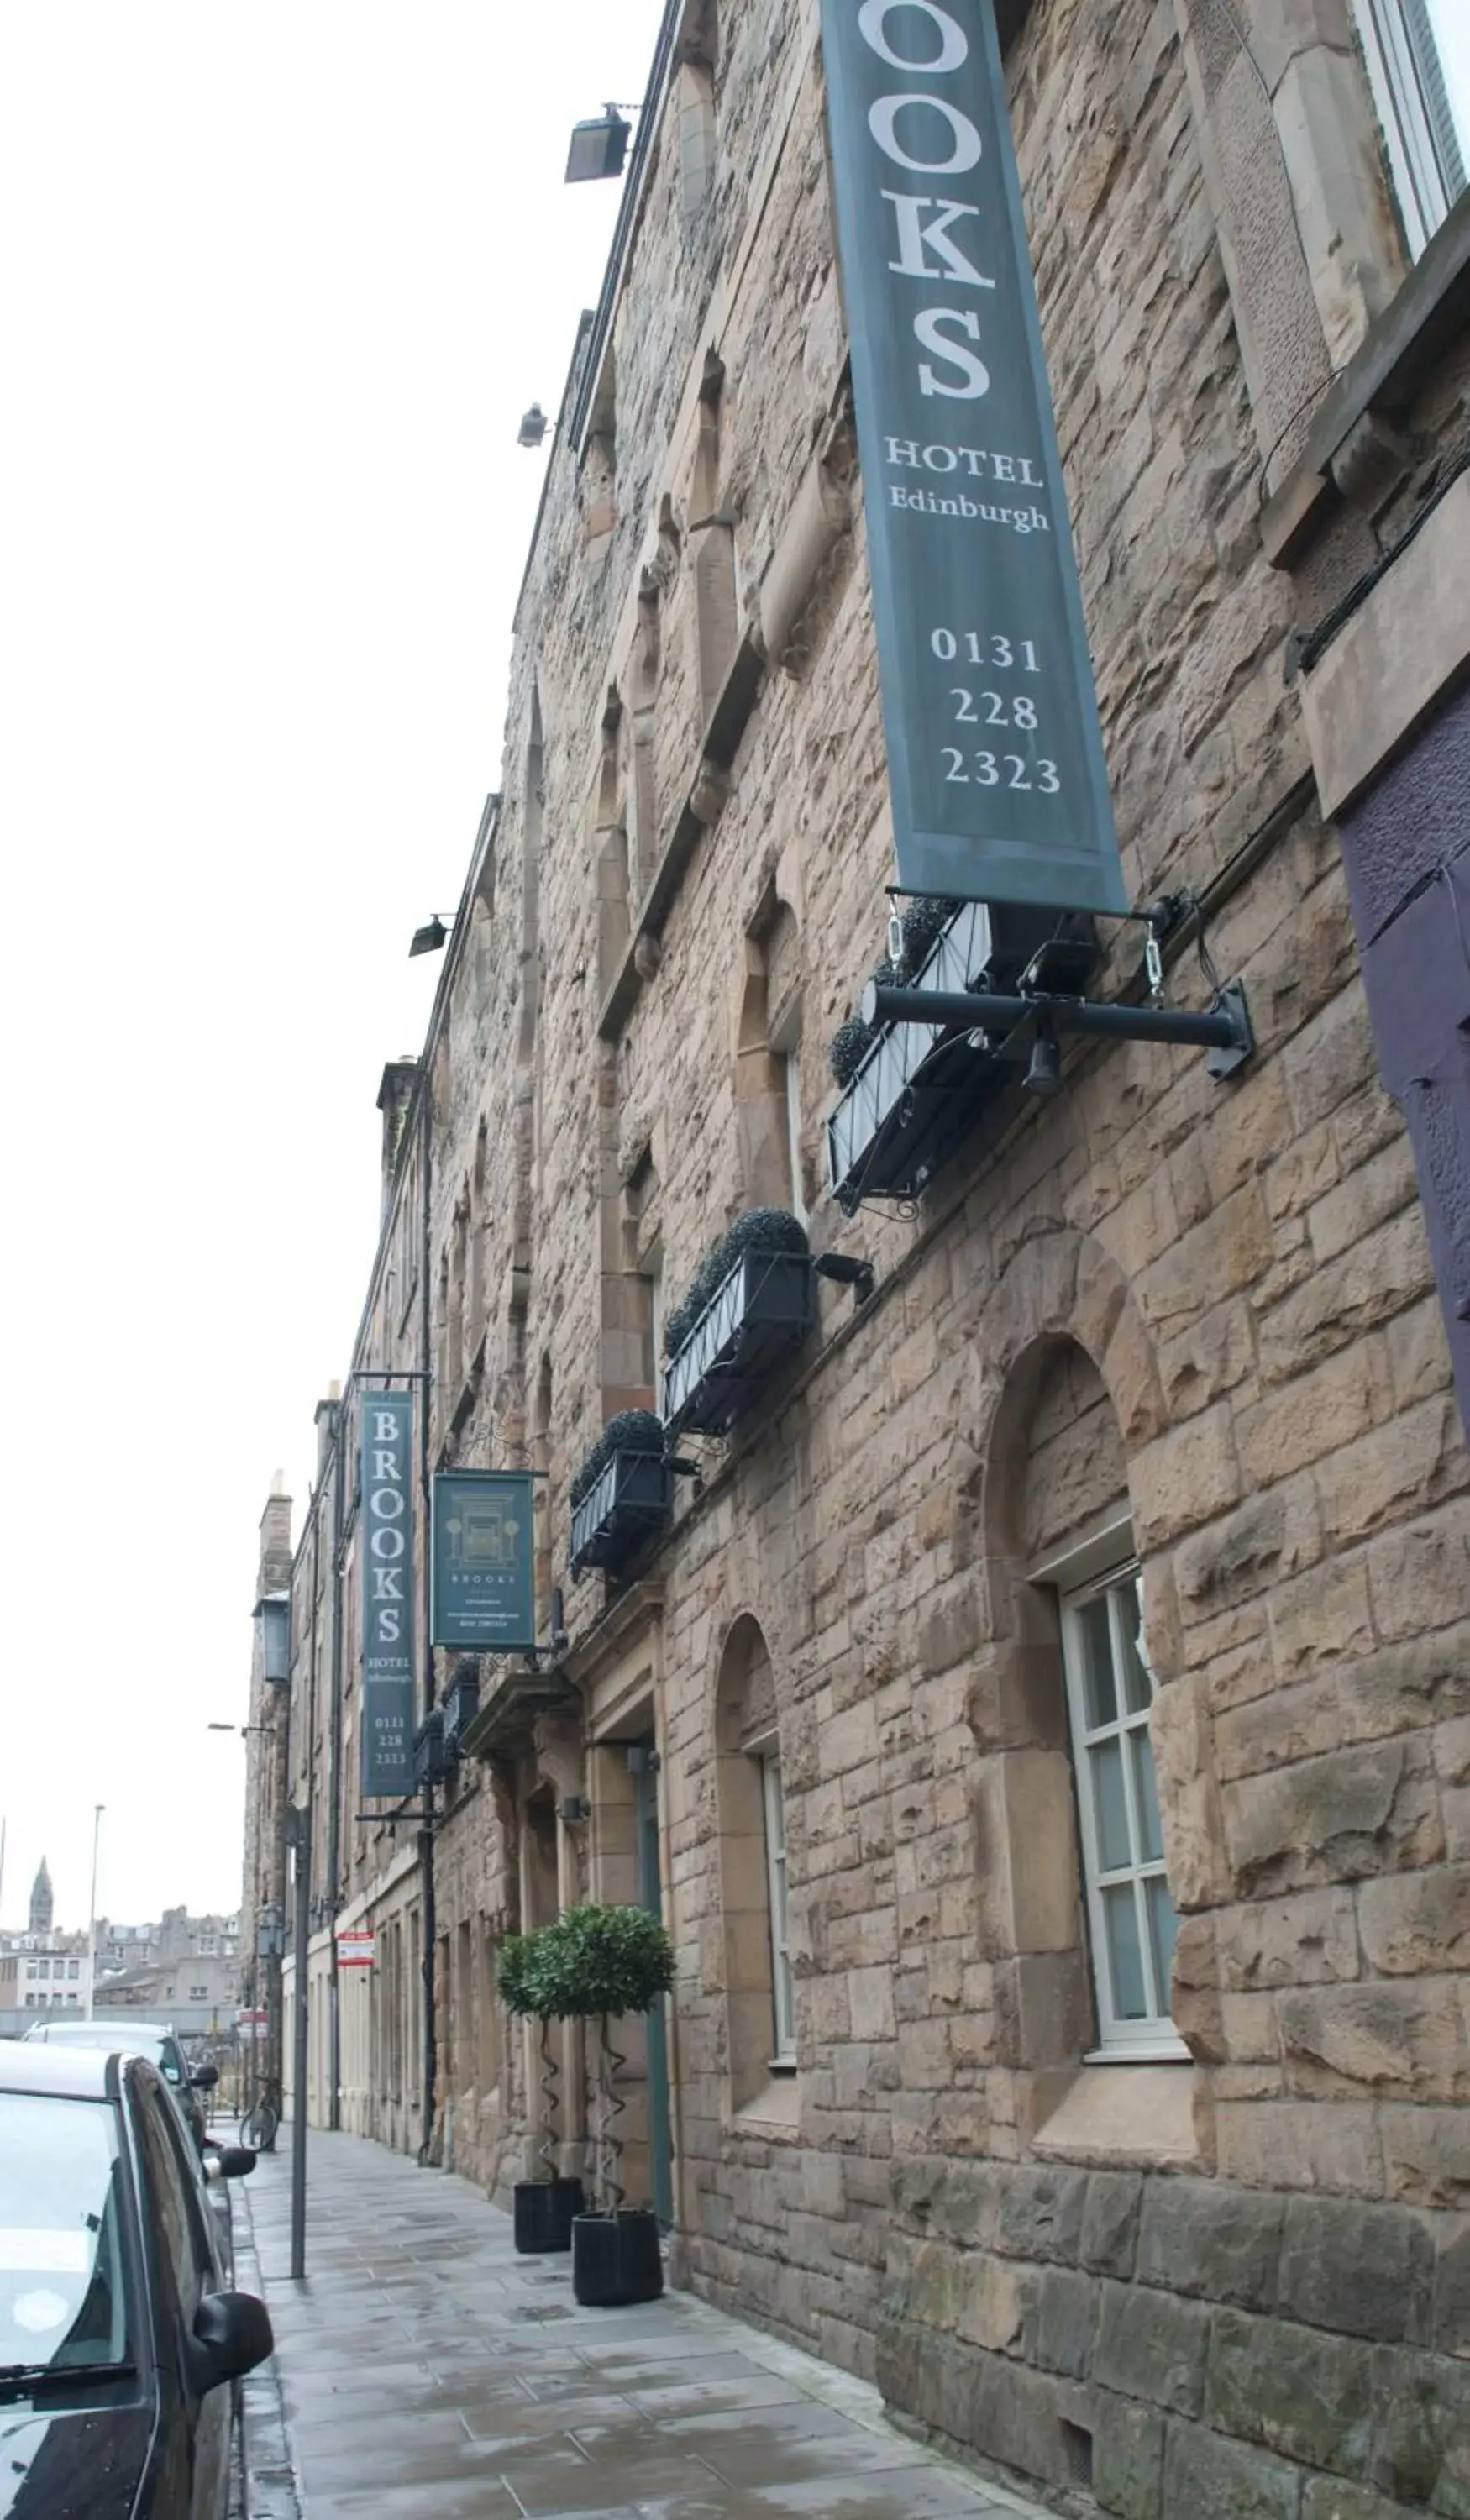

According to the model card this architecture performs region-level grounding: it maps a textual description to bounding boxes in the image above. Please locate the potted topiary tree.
[496,1927,585,2254]
[532,1901,675,2307]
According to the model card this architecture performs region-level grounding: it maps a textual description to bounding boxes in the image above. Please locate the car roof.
[27,2018,176,2044]
[0,2036,121,2100]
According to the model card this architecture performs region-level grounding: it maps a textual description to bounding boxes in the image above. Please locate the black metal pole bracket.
[863,976,1255,1085]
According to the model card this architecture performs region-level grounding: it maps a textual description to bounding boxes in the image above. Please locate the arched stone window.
[595,684,630,998]
[969,1287,1194,2155]
[714,1616,795,2110]
[692,353,738,732]
[469,1121,487,1362]
[675,3,718,225]
[1015,1342,1182,2058]
[736,898,805,1218]
[533,1352,554,1626]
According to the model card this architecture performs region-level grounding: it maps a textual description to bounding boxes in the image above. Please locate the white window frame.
[1053,1541,1187,2063]
[759,1751,797,2067]
[1353,0,1468,258]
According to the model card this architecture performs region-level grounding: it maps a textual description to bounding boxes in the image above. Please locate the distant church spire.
[29,1858,53,1936]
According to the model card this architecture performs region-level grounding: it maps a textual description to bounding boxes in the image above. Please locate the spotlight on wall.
[815,1251,877,1306]
[1025,1027,1062,1097]
[408,914,449,959]
[564,105,632,183]
[559,1794,592,1825]
[517,403,549,449]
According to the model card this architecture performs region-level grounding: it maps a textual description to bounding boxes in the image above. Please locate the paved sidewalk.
[239,2129,1047,2520]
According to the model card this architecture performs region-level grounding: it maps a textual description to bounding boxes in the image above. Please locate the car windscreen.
[0,2092,134,2386]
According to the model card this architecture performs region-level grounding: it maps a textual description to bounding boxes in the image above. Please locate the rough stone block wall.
[284,0,1470,2510]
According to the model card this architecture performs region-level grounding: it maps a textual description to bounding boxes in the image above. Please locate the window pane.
[774,1945,795,2055]
[1355,0,1468,251]
[1076,1596,1116,1729]
[1102,1885,1148,2021]
[1118,1581,1152,1714]
[1422,1,1470,186]
[1146,1875,1179,2016]
[763,1756,795,2058]
[1091,1738,1132,1873]
[1131,1730,1164,1866]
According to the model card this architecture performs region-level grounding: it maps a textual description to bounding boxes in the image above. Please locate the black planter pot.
[571,2208,664,2307]
[512,2176,585,2255]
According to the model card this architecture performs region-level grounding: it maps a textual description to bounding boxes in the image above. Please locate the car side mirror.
[215,2147,257,2180]
[188,2292,274,2396]
[191,2065,220,2091]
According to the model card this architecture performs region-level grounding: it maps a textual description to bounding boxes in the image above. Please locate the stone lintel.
[1301,472,1470,822]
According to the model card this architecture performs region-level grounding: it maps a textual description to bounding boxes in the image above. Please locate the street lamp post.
[85,1805,103,2022]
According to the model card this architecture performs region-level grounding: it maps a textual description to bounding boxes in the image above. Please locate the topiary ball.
[900,895,961,969]
[723,1205,810,1258]
[570,1408,665,1507]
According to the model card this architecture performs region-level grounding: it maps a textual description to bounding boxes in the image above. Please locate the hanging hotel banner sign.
[430,1471,537,1654]
[821,0,1126,915]
[360,1390,417,1800]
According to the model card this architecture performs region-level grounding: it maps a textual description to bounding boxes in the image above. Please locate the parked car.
[0,2040,270,2518]
[20,2018,217,2154]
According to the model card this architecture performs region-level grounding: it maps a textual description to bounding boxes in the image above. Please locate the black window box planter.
[826,901,1068,1215]
[662,1250,816,1436]
[570,1450,673,1579]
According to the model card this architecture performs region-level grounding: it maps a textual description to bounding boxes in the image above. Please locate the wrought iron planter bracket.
[863,977,1254,1084]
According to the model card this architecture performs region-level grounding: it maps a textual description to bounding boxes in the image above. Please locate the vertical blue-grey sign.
[360,1391,416,1798]
[822,0,1126,914]
[431,1473,537,1653]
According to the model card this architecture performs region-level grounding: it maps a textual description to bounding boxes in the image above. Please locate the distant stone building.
[28,1857,52,1938]
[87,1910,243,2035]
[0,1933,91,2029]
[253,3,1470,2511]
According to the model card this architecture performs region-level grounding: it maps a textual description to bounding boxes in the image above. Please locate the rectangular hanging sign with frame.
[431,1470,538,1653]
[821,0,1126,915]
[360,1389,417,1800]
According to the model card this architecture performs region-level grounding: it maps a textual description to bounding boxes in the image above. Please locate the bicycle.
[239,2065,281,2153]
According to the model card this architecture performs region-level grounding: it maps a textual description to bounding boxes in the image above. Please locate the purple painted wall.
[1341,677,1470,1432]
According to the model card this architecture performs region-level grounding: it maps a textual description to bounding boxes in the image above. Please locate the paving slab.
[237,2126,1046,2520]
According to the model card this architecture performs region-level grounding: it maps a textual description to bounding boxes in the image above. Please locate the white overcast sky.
[0,1,665,1937]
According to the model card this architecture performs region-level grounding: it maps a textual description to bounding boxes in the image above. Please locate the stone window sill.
[1031,2063,1203,2172]
[1262,189,1470,568]
[732,2071,803,2144]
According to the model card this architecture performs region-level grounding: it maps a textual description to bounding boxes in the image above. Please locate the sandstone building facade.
[248,3,1470,2510]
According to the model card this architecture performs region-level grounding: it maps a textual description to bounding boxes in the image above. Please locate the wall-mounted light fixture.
[252,1592,291,1684]
[815,1251,877,1307]
[517,404,549,449]
[559,1794,591,1825]
[1025,1027,1062,1098]
[408,914,450,959]
[564,105,633,183]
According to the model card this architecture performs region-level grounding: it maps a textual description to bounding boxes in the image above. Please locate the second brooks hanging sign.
[821,0,1126,915]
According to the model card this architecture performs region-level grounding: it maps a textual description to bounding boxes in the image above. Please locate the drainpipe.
[418,1068,438,2167]
[326,1402,344,2130]
[306,1504,322,2129]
